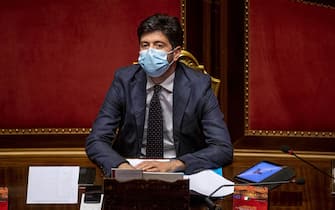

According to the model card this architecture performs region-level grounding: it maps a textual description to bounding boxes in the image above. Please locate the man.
[86,14,233,177]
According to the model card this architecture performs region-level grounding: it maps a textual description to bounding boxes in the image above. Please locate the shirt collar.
[146,72,175,93]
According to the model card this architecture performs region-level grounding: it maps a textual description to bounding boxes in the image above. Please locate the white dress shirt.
[141,73,176,158]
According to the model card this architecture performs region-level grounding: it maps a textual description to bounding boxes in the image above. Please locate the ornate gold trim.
[1,148,334,160]
[234,149,335,159]
[243,0,334,138]
[244,0,252,136]
[0,148,86,158]
[0,128,91,135]
[245,129,334,138]
[180,0,187,47]
[293,0,335,9]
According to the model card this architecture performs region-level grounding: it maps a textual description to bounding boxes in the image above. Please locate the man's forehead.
[140,31,170,43]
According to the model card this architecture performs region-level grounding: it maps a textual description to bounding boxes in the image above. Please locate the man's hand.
[118,162,136,169]
[134,159,185,172]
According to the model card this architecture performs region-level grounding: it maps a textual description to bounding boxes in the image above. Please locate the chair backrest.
[178,50,221,97]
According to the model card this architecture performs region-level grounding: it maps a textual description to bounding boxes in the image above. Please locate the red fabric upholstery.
[0,0,180,128]
[248,0,335,131]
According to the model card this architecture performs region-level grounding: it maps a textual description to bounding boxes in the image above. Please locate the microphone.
[280,145,335,180]
[204,178,305,210]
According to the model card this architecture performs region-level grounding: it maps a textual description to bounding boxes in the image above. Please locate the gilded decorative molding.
[245,129,334,138]
[234,149,335,159]
[244,0,252,136]
[0,148,87,158]
[179,50,221,97]
[293,0,335,9]
[180,0,186,47]
[0,128,91,135]
[1,148,334,160]
[243,0,334,138]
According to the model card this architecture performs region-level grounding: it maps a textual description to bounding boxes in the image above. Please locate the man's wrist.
[118,162,134,169]
[170,159,186,172]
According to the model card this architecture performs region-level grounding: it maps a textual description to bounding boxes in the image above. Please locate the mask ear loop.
[166,49,176,66]
[167,46,181,55]
[167,46,181,65]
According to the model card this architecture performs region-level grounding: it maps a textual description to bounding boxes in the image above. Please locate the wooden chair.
[178,50,221,97]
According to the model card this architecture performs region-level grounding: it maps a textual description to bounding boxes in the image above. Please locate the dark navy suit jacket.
[86,62,233,176]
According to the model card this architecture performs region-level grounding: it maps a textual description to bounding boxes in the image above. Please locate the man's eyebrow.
[139,40,168,47]
[153,41,166,45]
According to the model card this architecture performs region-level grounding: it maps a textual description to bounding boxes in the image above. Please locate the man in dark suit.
[86,14,233,177]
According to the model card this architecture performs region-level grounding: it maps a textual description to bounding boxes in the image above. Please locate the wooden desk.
[0,166,218,210]
[0,148,334,209]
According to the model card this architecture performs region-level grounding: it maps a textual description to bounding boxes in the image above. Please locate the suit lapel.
[173,65,191,134]
[130,68,147,145]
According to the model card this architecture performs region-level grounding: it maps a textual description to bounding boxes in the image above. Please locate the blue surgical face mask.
[138,48,175,77]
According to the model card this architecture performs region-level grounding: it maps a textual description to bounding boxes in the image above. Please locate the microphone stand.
[281,145,335,180]
[292,152,335,179]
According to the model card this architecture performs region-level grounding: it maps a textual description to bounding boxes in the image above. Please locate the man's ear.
[172,46,182,62]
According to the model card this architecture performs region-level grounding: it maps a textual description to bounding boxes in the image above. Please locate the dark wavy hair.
[137,14,183,49]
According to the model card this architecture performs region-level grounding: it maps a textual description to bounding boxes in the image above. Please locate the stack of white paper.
[185,170,234,197]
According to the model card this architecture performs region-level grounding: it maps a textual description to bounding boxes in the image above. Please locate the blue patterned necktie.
[146,85,163,158]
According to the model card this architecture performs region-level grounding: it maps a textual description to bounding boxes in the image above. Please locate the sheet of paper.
[186,170,234,197]
[26,166,80,204]
[126,158,234,197]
